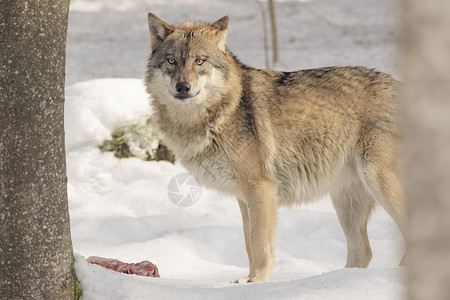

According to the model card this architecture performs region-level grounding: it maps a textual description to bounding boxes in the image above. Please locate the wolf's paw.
[231,277,251,284]
[231,276,267,283]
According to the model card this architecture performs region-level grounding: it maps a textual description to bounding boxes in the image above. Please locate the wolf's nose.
[175,81,191,95]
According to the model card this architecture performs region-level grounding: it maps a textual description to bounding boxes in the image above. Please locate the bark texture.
[401,0,450,299]
[0,1,73,299]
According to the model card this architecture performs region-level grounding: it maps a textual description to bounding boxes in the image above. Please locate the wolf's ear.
[212,16,229,52]
[148,13,174,51]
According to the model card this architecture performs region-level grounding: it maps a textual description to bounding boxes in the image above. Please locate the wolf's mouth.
[173,91,200,101]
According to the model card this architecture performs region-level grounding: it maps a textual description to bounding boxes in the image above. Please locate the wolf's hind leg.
[360,162,406,265]
[331,181,375,268]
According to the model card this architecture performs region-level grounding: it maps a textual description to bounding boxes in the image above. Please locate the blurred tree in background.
[257,0,278,68]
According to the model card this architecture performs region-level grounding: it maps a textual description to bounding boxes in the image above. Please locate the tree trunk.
[401,0,450,299]
[268,0,278,65]
[0,1,74,299]
[256,0,271,69]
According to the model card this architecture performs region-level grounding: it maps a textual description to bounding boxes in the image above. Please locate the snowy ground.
[66,0,405,299]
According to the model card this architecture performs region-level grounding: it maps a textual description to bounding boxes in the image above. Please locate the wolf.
[144,13,405,283]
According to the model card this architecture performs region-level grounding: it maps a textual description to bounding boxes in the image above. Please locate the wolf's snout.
[172,81,199,100]
[175,81,191,95]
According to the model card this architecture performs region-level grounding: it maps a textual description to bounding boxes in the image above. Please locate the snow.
[66,0,405,299]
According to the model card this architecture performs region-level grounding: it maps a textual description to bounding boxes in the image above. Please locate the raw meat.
[87,256,160,278]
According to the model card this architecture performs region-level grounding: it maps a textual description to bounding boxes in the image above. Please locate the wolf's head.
[145,13,232,106]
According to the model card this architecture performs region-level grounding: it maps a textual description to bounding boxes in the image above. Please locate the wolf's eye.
[195,59,205,66]
[167,58,176,65]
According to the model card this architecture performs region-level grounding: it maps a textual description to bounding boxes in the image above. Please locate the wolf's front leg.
[234,179,278,283]
[236,198,253,274]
